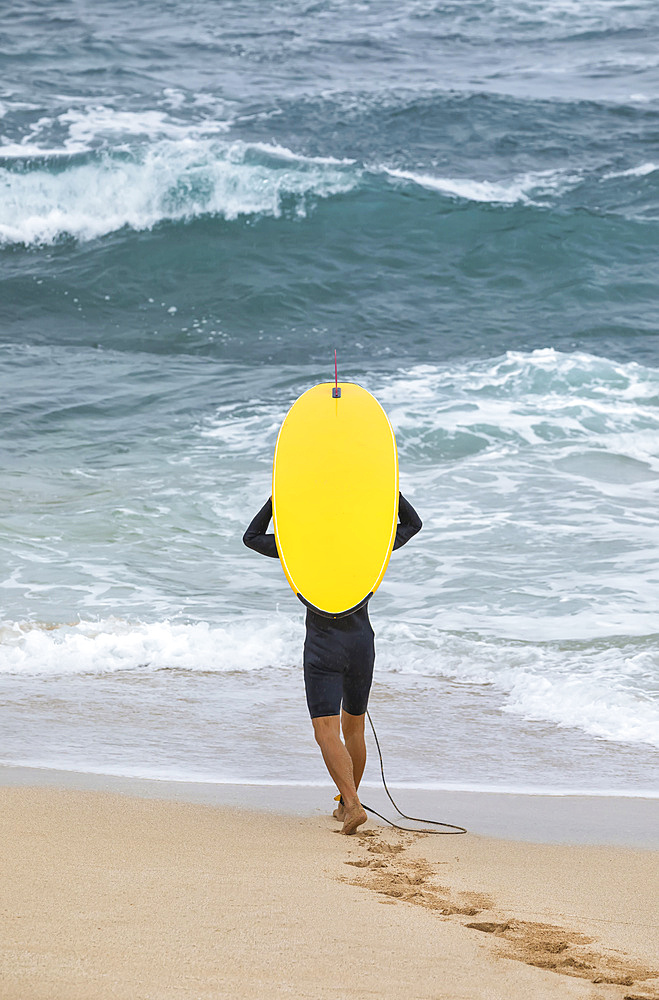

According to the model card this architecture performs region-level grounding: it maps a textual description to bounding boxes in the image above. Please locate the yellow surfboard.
[272,381,399,617]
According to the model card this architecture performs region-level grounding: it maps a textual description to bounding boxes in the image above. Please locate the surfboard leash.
[359,710,468,835]
[333,348,341,398]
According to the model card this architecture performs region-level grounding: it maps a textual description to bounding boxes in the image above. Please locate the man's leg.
[333,710,367,821]
[312,715,367,835]
[342,709,366,788]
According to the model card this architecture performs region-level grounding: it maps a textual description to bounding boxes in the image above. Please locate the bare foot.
[341,803,367,835]
[333,801,346,821]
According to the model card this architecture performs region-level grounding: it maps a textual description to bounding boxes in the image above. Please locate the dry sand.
[1,784,658,1000]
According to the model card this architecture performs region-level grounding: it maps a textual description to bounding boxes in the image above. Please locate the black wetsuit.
[243,493,422,718]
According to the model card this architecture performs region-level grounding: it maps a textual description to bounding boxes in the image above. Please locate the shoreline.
[1,781,658,1000]
[2,763,658,848]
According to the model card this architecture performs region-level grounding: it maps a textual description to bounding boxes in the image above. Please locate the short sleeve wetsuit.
[243,493,422,719]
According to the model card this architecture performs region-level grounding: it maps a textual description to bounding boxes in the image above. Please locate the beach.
[2,778,658,1000]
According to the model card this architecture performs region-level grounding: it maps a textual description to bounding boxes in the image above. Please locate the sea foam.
[1,615,657,750]
[376,623,659,750]
[0,139,360,245]
[0,617,302,677]
[2,120,656,245]
[382,166,582,204]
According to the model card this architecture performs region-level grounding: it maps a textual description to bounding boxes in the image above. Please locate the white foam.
[0,617,302,677]
[199,401,285,452]
[0,139,360,244]
[369,349,659,473]
[203,349,659,463]
[246,141,356,167]
[1,613,657,751]
[382,166,581,204]
[602,162,658,180]
[375,623,659,750]
[0,104,231,157]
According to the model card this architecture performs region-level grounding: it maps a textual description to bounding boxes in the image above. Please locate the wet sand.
[1,778,658,1000]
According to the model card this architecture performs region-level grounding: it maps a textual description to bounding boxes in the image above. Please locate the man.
[243,492,421,834]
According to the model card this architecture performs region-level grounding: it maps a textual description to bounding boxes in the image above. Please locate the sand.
[1,783,658,1000]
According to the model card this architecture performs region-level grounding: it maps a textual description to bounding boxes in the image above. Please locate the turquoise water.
[1,1,658,794]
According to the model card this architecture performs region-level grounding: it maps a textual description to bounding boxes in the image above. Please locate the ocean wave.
[382,166,582,205]
[380,347,659,409]
[5,123,659,246]
[0,138,360,245]
[201,350,659,470]
[376,623,659,750]
[0,103,233,157]
[602,161,659,181]
[2,615,656,750]
[377,350,659,467]
[0,617,302,677]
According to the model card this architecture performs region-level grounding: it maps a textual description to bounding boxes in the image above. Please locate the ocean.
[1,0,658,797]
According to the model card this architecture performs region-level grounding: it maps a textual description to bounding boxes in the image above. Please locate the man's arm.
[393,492,422,550]
[242,497,279,558]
